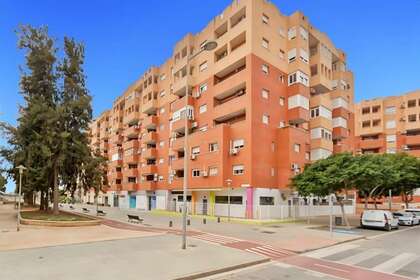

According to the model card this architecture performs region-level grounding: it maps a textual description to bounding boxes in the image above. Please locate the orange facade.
[88,0,355,216]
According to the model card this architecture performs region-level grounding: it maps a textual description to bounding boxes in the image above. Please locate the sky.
[1,0,420,192]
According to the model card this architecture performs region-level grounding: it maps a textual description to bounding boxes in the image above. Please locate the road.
[213,226,420,279]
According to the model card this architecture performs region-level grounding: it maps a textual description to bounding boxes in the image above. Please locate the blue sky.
[1,0,419,192]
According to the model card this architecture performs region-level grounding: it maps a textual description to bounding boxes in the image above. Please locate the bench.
[97,210,106,216]
[82,208,90,213]
[127,214,143,224]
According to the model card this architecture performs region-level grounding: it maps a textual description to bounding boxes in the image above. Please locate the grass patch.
[21,210,93,222]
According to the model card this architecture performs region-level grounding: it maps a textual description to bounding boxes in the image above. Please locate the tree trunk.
[373,198,378,209]
[338,198,350,228]
[39,190,44,210]
[52,162,59,215]
[364,193,368,209]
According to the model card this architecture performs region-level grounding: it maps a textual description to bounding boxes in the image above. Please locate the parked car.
[360,210,399,231]
[405,208,420,216]
[393,212,420,226]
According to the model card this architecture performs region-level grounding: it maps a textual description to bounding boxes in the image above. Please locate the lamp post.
[16,165,27,232]
[226,179,232,221]
[181,40,217,250]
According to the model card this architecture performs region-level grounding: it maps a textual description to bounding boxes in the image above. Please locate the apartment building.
[87,0,355,218]
[354,90,420,157]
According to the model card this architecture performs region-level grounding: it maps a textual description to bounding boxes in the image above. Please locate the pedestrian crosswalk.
[305,244,420,278]
[245,244,293,259]
[191,232,243,245]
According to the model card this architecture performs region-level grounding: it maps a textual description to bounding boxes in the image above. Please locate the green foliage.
[0,173,7,192]
[0,25,105,209]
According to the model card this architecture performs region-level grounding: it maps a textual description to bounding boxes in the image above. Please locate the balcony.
[310,138,333,151]
[172,76,192,97]
[171,119,192,133]
[141,164,157,175]
[142,98,158,114]
[142,148,157,159]
[125,168,139,177]
[288,107,309,125]
[359,137,384,150]
[140,181,156,190]
[123,140,139,150]
[110,134,123,145]
[171,137,184,151]
[171,95,194,113]
[142,131,157,144]
[124,110,141,126]
[124,153,140,163]
[122,183,139,191]
[213,93,246,122]
[333,127,349,140]
[143,115,158,130]
[332,107,350,119]
[406,134,420,146]
[171,158,184,171]
[214,57,246,87]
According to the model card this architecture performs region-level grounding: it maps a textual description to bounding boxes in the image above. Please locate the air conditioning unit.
[153,173,158,181]
[170,170,176,175]
[230,148,239,155]
[402,145,409,151]
[191,122,198,128]
[202,170,208,177]
[191,154,197,160]
[291,163,299,171]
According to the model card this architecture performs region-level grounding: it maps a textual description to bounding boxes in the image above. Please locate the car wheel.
[385,224,392,231]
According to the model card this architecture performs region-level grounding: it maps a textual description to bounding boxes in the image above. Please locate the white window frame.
[199,104,207,114]
[233,139,244,149]
[233,164,244,175]
[199,61,208,72]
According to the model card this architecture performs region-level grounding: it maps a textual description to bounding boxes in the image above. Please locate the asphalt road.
[208,226,420,279]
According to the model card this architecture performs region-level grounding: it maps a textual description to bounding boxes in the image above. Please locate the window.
[261,64,269,74]
[386,120,396,129]
[215,196,243,204]
[159,158,164,164]
[271,167,275,176]
[199,104,207,114]
[159,90,166,97]
[372,105,380,113]
[362,107,370,114]
[385,106,396,115]
[262,114,270,124]
[159,141,164,147]
[362,120,370,128]
[293,143,300,153]
[199,125,208,132]
[233,164,244,175]
[288,26,296,40]
[279,97,285,106]
[279,49,285,60]
[209,143,218,152]
[386,135,396,143]
[300,26,308,40]
[260,196,274,206]
[279,121,285,128]
[278,27,286,38]
[333,117,347,128]
[408,99,416,108]
[279,74,285,83]
[199,61,208,72]
[408,114,417,122]
[262,13,269,24]
[261,89,269,99]
[311,107,320,118]
[288,71,309,86]
[159,107,165,114]
[299,48,309,63]
[305,152,310,160]
[386,148,396,154]
[199,83,208,93]
[262,38,269,49]
[288,95,309,110]
[191,146,200,155]
[209,166,218,176]
[192,169,201,177]
[233,139,244,149]
[160,74,166,81]
[288,48,296,63]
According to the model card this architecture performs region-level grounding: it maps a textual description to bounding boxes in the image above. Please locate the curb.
[172,258,270,280]
[296,235,366,254]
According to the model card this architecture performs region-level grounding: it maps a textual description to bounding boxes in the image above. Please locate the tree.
[291,153,357,228]
[0,173,7,193]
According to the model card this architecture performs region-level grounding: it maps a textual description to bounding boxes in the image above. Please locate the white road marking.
[314,263,350,273]
[338,249,384,265]
[372,253,418,274]
[305,244,360,259]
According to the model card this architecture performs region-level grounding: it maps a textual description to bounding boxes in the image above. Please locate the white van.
[360,210,399,231]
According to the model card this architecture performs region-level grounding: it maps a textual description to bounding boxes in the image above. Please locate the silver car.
[393,212,420,226]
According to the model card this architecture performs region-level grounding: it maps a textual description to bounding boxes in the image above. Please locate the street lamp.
[226,179,232,221]
[181,40,218,250]
[16,165,27,232]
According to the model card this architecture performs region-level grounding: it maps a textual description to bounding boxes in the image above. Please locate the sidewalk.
[0,204,161,251]
[74,203,365,253]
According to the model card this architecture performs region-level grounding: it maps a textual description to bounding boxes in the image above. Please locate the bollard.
[187,219,191,226]
[169,220,173,227]
[203,218,206,224]
[217,217,220,223]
